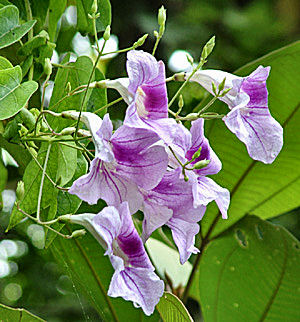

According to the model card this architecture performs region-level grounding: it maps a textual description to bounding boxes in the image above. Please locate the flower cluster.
[63,50,283,315]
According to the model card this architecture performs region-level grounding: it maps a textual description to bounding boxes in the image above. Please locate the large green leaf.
[200,40,300,238]
[0,134,31,173]
[51,230,160,321]
[0,303,45,321]
[198,216,300,322]
[48,0,67,41]
[0,5,36,49]
[0,57,38,120]
[87,68,107,117]
[7,139,77,230]
[48,54,94,131]
[77,0,111,34]
[157,292,193,322]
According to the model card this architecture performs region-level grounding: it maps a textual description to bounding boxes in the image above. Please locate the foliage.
[0,0,299,321]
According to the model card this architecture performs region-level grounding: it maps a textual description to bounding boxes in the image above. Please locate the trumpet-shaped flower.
[186,66,283,164]
[61,202,164,316]
[68,112,168,213]
[99,50,191,150]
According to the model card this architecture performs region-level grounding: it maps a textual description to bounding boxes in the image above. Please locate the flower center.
[112,239,129,265]
[135,86,148,118]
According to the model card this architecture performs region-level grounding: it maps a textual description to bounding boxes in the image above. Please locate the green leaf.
[0,55,12,69]
[0,1,12,9]
[56,140,77,186]
[0,134,31,173]
[77,0,111,34]
[200,40,300,238]
[146,238,192,288]
[0,5,36,49]
[7,139,77,230]
[157,292,193,322]
[0,63,38,120]
[0,159,7,209]
[87,68,107,117]
[0,303,45,321]
[198,216,300,322]
[48,54,94,131]
[48,0,67,41]
[51,230,153,321]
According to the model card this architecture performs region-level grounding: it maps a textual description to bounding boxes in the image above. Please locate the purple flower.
[61,202,164,316]
[100,50,191,149]
[139,119,229,264]
[141,168,206,264]
[186,66,283,164]
[68,112,168,213]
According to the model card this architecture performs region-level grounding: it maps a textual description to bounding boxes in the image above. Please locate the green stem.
[36,143,52,222]
[94,97,123,114]
[25,0,34,81]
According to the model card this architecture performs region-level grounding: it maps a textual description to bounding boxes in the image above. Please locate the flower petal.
[193,176,230,219]
[108,267,164,316]
[224,107,283,164]
[111,125,169,190]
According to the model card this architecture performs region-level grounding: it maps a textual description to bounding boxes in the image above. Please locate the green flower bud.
[191,147,202,162]
[44,58,52,76]
[178,94,184,109]
[66,82,72,93]
[90,0,98,14]
[71,229,86,238]
[158,5,166,26]
[18,123,28,136]
[133,34,148,48]
[60,127,76,136]
[201,36,215,60]
[193,159,210,169]
[218,77,226,92]
[153,30,159,38]
[16,181,25,201]
[212,82,218,96]
[103,25,111,41]
[186,53,194,65]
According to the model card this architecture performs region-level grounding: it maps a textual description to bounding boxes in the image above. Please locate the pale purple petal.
[108,267,164,316]
[127,50,162,94]
[111,126,169,190]
[223,66,283,163]
[193,176,230,219]
[167,217,200,265]
[224,107,283,164]
[69,158,143,213]
[186,119,222,175]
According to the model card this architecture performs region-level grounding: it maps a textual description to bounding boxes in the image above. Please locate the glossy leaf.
[200,40,300,238]
[87,68,107,117]
[0,60,38,120]
[0,5,36,49]
[77,0,111,34]
[0,134,31,173]
[0,303,45,321]
[146,238,192,288]
[51,230,159,321]
[157,292,193,322]
[199,216,300,322]
[48,0,67,41]
[7,140,77,230]
[48,54,94,131]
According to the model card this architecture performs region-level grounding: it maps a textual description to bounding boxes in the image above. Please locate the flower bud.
[186,53,194,65]
[16,181,25,201]
[103,25,111,41]
[178,94,184,109]
[201,36,215,60]
[218,77,226,92]
[153,30,159,38]
[212,82,218,96]
[66,82,72,93]
[158,6,167,26]
[133,34,148,48]
[192,159,210,169]
[90,0,98,14]
[71,229,86,238]
[191,147,202,162]
[44,58,52,76]
[60,127,76,136]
